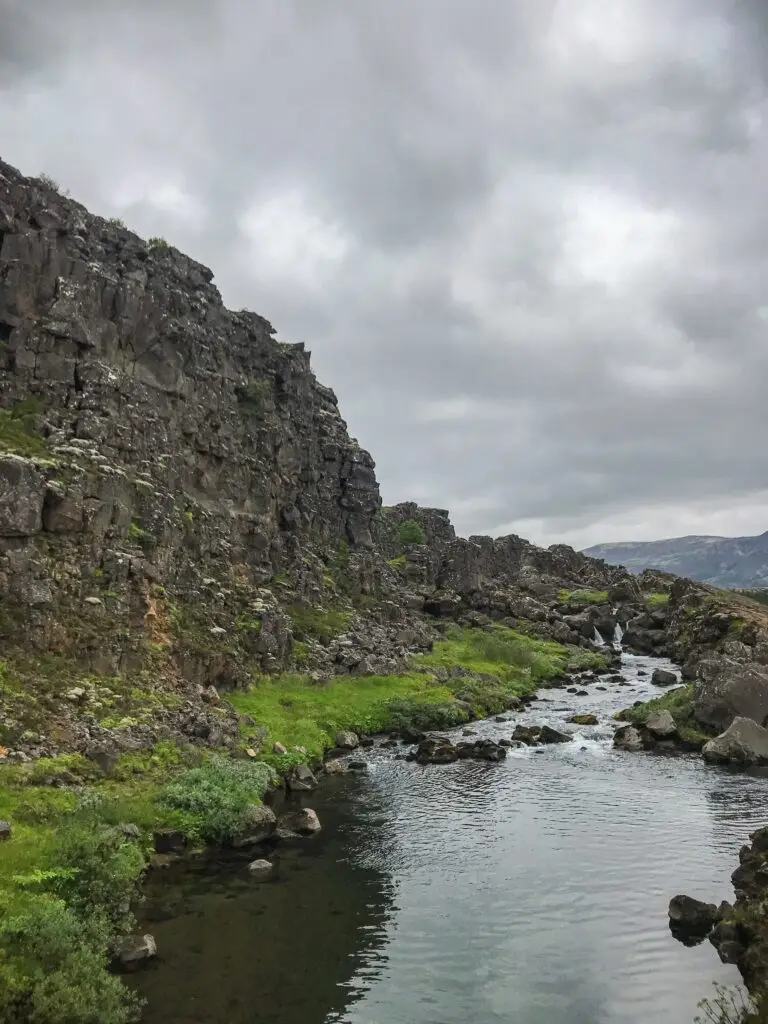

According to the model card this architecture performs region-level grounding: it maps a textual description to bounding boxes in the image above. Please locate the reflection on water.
[133,656,768,1024]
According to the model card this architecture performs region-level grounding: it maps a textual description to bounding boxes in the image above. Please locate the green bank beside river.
[0,625,604,1024]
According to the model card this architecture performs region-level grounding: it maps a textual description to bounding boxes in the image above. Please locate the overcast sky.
[2,0,767,549]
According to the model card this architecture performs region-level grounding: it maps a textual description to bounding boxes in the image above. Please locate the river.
[132,653,768,1023]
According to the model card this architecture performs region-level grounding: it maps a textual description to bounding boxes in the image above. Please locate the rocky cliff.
[0,156,639,761]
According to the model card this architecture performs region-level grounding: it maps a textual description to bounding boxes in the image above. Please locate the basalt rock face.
[0,157,637,758]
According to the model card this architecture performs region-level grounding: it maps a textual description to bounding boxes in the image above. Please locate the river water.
[132,654,768,1024]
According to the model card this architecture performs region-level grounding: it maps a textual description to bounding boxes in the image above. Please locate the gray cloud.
[1,0,767,548]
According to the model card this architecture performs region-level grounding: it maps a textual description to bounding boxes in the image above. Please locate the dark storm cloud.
[1,0,767,547]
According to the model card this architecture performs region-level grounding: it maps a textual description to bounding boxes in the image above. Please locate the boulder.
[277,808,321,836]
[0,820,11,841]
[115,934,157,969]
[247,859,273,877]
[323,759,347,775]
[613,725,644,752]
[567,714,599,726]
[415,737,458,764]
[645,710,677,739]
[0,456,45,537]
[668,894,719,937]
[694,657,768,732]
[512,725,540,745]
[652,668,678,687]
[286,763,318,792]
[470,739,507,762]
[231,805,277,847]
[702,717,768,766]
[539,725,571,745]
[334,730,360,750]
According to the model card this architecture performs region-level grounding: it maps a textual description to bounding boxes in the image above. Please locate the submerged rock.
[278,808,321,836]
[702,717,768,766]
[512,725,541,745]
[415,737,459,764]
[231,805,277,847]
[115,934,157,969]
[247,859,273,877]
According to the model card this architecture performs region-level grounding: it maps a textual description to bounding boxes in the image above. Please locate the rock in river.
[247,859,273,877]
[277,808,322,836]
[539,725,571,745]
[668,894,719,940]
[415,737,459,764]
[567,714,599,726]
[115,934,157,969]
[651,668,678,687]
[613,725,644,752]
[702,717,768,766]
[645,710,677,739]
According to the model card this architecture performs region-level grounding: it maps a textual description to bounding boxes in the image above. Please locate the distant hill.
[583,532,768,588]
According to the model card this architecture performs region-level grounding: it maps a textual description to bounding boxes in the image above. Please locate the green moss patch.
[558,588,609,605]
[645,592,670,608]
[0,401,48,459]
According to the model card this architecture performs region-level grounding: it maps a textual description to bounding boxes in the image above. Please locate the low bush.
[398,519,426,546]
[0,897,142,1024]
[156,756,274,843]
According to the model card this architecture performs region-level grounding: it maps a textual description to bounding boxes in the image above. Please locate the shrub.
[398,519,426,546]
[147,236,169,251]
[46,821,146,934]
[106,216,126,229]
[289,605,351,644]
[37,172,60,193]
[694,983,760,1023]
[157,756,274,843]
[385,698,467,734]
[0,897,142,1024]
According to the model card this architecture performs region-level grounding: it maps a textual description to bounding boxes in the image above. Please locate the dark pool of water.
[132,654,768,1023]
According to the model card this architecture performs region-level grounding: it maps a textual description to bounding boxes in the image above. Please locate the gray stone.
[277,808,321,836]
[694,657,768,732]
[115,934,157,967]
[0,457,44,537]
[334,730,359,750]
[247,858,273,877]
[539,725,571,744]
[702,716,768,765]
[645,709,677,738]
[0,820,11,841]
[651,668,678,687]
[668,894,718,935]
[286,763,318,791]
[613,725,644,752]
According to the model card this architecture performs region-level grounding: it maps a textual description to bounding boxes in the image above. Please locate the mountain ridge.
[584,531,768,588]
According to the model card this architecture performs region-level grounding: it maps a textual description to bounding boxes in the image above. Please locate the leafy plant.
[37,172,60,193]
[147,236,169,250]
[398,519,426,546]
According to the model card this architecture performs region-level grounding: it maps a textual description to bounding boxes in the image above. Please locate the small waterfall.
[613,622,624,649]
[593,627,606,647]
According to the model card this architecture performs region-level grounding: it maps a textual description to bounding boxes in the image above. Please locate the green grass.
[231,624,605,760]
[621,684,714,748]
[645,592,670,608]
[387,554,407,569]
[414,625,604,683]
[288,605,352,644]
[0,401,48,458]
[229,672,456,761]
[558,588,609,605]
